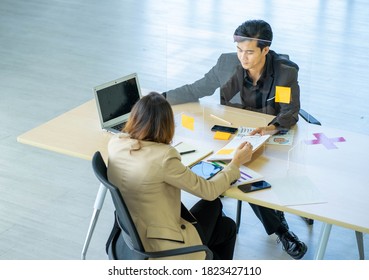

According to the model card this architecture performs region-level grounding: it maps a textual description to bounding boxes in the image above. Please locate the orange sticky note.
[275,86,291,103]
[181,114,194,130]
[216,149,234,155]
[214,131,231,140]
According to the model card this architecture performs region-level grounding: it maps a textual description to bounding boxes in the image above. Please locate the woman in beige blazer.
[107,92,253,259]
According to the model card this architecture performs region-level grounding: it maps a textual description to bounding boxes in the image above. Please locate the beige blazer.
[107,134,240,259]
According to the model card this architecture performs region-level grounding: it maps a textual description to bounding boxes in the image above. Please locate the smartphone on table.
[211,125,238,134]
[238,180,271,193]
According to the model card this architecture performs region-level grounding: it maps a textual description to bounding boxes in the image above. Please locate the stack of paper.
[207,127,270,161]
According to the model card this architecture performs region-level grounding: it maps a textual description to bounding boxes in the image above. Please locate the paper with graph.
[210,160,264,186]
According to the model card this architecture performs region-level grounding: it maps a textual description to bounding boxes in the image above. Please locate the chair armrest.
[145,245,213,260]
[299,109,321,125]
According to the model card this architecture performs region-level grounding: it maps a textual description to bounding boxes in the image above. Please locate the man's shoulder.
[218,52,239,64]
[269,50,299,71]
[215,52,240,74]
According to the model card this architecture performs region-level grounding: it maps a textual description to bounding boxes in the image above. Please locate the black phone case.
[211,125,238,134]
[238,181,271,193]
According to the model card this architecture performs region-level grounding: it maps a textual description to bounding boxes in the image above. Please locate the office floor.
[0,0,368,260]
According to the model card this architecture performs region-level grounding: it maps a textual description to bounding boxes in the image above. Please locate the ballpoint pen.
[180,150,196,155]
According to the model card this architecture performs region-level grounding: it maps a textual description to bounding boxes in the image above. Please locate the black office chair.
[298,108,321,126]
[91,151,213,260]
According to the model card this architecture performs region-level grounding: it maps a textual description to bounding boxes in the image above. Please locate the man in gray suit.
[163,19,307,259]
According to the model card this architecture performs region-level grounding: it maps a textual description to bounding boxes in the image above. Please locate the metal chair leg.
[236,200,242,234]
[355,231,365,260]
[81,183,108,260]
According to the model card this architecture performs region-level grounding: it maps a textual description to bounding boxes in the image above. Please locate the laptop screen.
[94,73,142,129]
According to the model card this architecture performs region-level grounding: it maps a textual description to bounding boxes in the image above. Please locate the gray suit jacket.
[166,52,240,104]
[166,51,300,128]
[107,133,240,259]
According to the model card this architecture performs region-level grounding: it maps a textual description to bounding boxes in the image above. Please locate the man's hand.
[249,124,279,136]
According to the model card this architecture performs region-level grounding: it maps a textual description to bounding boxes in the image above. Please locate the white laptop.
[93,73,142,133]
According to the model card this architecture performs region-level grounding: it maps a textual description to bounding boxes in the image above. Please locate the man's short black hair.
[233,19,273,50]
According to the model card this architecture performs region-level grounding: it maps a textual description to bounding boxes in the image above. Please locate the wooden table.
[18,99,369,259]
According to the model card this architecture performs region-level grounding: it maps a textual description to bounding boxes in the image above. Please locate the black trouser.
[249,203,287,235]
[189,198,237,260]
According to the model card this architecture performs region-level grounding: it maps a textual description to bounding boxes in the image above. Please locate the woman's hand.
[231,142,253,168]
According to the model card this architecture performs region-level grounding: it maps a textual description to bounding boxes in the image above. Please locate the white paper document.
[207,127,270,161]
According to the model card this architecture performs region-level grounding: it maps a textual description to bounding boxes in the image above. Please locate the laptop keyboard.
[111,122,126,132]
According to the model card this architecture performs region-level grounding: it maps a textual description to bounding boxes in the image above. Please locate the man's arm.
[269,64,300,129]
[165,53,240,105]
[165,69,221,105]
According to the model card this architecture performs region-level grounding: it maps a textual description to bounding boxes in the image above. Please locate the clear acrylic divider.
[271,138,327,206]
[287,139,308,176]
[172,106,206,146]
[202,103,271,155]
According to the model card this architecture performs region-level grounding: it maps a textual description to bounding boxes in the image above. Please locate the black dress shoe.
[277,231,307,260]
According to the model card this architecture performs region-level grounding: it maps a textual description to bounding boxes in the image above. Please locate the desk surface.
[18,100,111,161]
[17,99,369,235]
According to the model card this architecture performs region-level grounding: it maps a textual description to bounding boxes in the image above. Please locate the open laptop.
[93,73,142,133]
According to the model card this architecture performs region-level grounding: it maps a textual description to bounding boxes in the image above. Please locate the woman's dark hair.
[233,19,273,50]
[123,91,174,144]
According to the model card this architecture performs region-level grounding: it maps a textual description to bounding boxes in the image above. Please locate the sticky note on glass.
[181,114,194,130]
[214,131,231,140]
[216,149,234,155]
[275,86,291,103]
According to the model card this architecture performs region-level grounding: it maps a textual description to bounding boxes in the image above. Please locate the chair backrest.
[92,151,213,260]
[91,151,147,259]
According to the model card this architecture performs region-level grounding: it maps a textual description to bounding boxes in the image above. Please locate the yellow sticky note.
[214,131,231,140]
[216,149,234,155]
[181,114,194,130]
[275,86,291,103]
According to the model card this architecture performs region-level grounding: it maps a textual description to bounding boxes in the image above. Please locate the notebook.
[172,142,213,167]
[93,73,142,133]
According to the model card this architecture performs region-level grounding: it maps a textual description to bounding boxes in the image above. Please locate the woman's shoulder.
[108,135,179,156]
[145,142,181,161]
[108,132,129,145]
[145,141,178,154]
